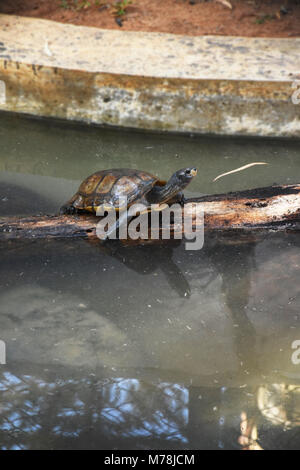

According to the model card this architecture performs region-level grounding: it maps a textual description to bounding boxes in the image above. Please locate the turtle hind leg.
[59,194,81,215]
[59,202,77,215]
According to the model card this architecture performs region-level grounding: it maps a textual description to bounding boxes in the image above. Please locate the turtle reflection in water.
[97,240,192,298]
[60,167,197,238]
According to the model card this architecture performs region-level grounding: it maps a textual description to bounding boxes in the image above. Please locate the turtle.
[60,167,197,238]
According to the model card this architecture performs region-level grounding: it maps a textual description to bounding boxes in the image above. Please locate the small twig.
[213,162,268,182]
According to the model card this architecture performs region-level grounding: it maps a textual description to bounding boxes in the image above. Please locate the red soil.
[0,0,300,37]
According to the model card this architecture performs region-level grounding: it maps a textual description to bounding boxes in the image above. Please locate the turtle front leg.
[179,193,186,207]
[168,191,185,207]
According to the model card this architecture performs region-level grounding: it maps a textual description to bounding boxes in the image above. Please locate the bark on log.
[0,184,299,243]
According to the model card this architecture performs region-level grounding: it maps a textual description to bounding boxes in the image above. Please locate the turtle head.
[174,167,197,186]
[146,167,197,204]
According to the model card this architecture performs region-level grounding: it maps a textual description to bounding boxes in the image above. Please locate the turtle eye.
[185,168,197,177]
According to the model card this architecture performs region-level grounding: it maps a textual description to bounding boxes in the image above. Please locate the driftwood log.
[0,185,299,243]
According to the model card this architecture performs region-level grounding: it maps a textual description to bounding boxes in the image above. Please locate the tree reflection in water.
[1,370,300,449]
[0,370,189,450]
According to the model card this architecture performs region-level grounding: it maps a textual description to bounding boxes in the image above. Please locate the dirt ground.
[0,0,300,37]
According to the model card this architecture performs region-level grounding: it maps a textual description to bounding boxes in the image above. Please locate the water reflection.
[239,411,262,450]
[1,367,299,450]
[239,384,300,450]
[0,234,300,449]
[257,384,300,429]
[0,370,191,449]
[100,379,188,443]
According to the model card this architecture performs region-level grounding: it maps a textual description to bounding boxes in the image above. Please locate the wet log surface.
[0,184,300,243]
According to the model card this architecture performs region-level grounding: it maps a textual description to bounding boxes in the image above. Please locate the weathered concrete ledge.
[0,14,299,137]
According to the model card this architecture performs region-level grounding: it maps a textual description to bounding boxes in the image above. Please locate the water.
[0,113,300,450]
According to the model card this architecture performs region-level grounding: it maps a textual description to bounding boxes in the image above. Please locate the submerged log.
[0,184,299,243]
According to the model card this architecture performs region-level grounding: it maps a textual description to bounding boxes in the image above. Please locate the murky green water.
[0,113,300,450]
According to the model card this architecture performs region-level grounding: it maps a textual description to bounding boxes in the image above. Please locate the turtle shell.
[67,168,160,213]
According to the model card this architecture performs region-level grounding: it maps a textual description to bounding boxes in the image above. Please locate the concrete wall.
[0,14,299,137]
